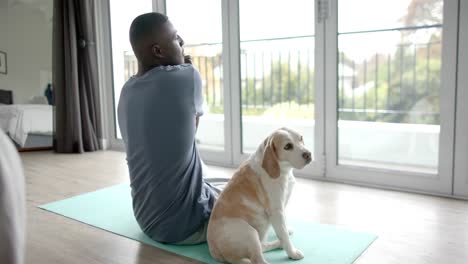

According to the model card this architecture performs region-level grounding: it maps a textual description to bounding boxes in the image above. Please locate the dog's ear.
[262,137,280,179]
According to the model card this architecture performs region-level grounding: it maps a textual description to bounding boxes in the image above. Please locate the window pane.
[239,0,315,153]
[337,0,443,173]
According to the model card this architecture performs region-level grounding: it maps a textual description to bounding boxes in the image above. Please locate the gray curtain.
[53,0,102,153]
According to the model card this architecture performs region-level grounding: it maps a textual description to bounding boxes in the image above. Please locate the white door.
[324,0,458,194]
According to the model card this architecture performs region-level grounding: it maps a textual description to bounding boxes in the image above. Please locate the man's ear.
[151,44,164,59]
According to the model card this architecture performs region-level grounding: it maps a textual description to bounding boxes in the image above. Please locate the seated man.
[118,12,222,245]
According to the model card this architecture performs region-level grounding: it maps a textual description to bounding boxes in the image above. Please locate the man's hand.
[184,55,193,64]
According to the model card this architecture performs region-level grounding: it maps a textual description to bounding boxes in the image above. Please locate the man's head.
[129,12,185,69]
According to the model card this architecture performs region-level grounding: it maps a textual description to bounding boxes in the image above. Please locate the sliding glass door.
[236,0,325,176]
[104,0,461,194]
[325,0,458,194]
[239,0,316,154]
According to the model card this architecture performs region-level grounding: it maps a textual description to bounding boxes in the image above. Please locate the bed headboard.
[0,89,13,104]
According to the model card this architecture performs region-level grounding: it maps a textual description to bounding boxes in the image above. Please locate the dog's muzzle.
[302,151,312,163]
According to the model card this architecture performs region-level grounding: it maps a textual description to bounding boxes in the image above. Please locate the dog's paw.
[288,248,304,260]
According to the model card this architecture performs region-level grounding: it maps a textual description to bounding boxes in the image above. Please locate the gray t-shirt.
[117,64,217,243]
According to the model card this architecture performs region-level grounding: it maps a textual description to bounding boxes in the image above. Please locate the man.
[0,130,26,264]
[117,12,221,245]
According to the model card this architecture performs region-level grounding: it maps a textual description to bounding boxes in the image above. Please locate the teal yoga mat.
[39,184,377,264]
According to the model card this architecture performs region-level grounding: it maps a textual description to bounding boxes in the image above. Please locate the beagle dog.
[207,127,312,264]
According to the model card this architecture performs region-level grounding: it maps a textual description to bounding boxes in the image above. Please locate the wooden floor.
[23,150,468,264]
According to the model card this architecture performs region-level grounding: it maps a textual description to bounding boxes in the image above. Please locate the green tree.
[401,0,443,27]
[241,57,315,114]
[339,0,443,124]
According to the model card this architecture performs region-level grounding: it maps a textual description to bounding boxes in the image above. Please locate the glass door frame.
[324,0,459,194]
[454,0,468,197]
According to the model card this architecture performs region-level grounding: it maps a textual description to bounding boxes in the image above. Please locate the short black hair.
[129,12,168,49]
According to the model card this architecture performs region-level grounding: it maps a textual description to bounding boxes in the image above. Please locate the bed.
[0,89,53,151]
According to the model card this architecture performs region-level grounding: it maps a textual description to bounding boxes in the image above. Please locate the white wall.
[0,1,53,104]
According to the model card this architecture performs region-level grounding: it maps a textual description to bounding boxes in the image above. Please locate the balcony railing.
[123,30,442,124]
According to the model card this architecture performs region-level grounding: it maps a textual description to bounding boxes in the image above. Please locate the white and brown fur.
[207,127,312,264]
